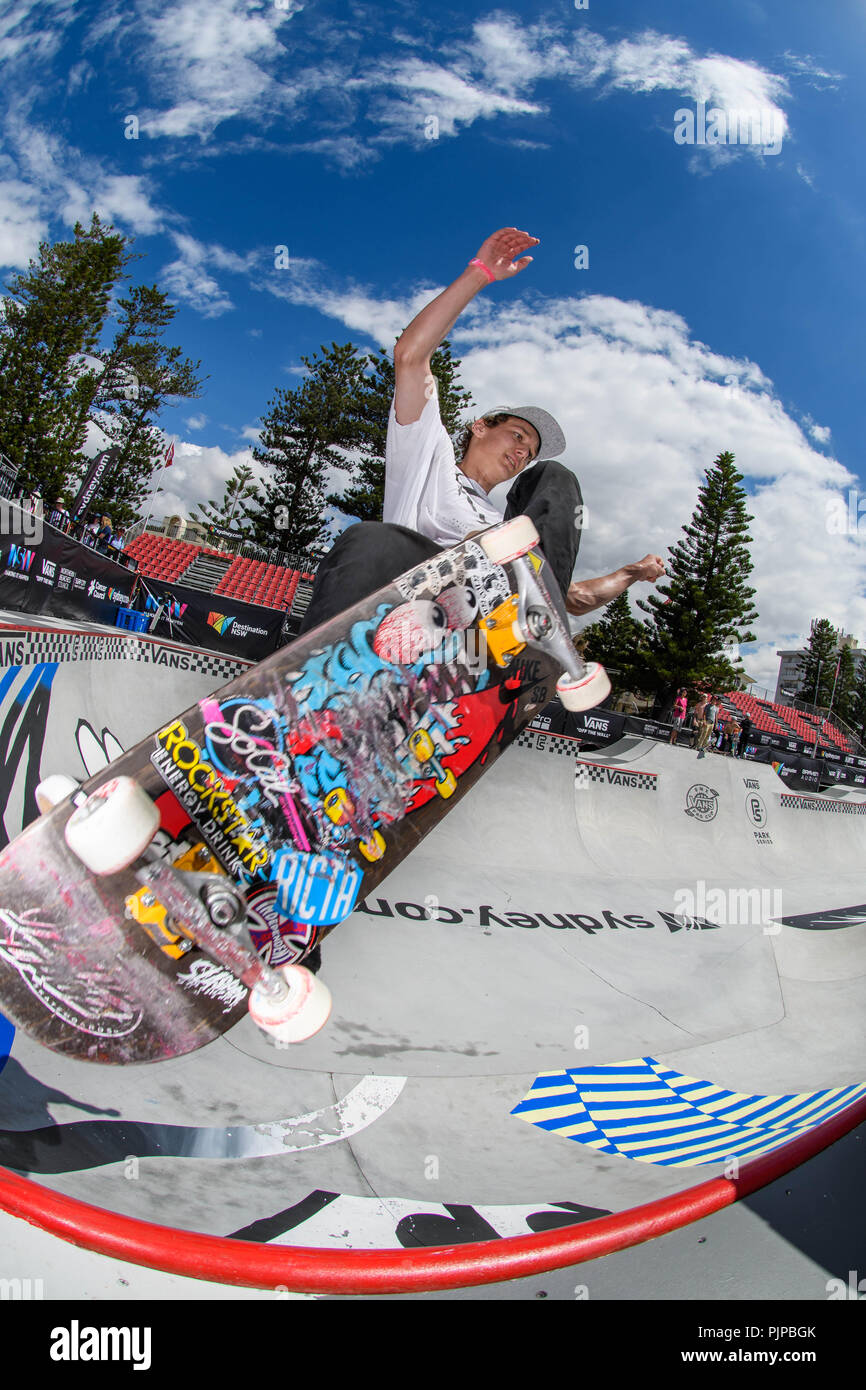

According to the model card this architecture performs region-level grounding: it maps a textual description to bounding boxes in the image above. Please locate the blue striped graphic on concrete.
[511,1057,866,1167]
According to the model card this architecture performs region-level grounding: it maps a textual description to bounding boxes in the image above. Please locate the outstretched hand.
[473,227,539,279]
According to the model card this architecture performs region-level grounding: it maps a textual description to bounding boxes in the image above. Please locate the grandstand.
[124,532,317,619]
[720,689,856,755]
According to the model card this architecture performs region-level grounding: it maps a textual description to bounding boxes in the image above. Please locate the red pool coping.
[1,1092,863,1295]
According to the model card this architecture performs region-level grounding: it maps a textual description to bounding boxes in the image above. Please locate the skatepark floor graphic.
[0,615,863,1301]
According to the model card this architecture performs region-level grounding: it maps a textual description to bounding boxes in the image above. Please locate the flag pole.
[141,438,174,536]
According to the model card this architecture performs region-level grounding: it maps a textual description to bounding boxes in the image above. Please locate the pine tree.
[832,644,857,724]
[847,659,866,743]
[251,343,379,553]
[0,214,132,496]
[797,619,840,709]
[191,463,261,541]
[327,341,474,523]
[638,451,758,700]
[83,284,205,525]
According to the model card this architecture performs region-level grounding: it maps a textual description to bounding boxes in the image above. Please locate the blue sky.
[2,0,865,690]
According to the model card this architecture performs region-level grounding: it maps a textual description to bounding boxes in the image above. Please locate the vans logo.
[684,783,719,822]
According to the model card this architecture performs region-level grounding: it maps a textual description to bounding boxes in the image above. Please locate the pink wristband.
[469,258,495,284]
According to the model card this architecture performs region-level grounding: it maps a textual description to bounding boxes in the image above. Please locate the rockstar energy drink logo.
[154,719,268,878]
[208,612,235,636]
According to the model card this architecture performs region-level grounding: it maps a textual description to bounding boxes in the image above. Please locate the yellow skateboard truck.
[478,595,526,668]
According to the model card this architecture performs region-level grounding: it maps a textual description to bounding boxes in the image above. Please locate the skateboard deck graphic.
[0,522,605,1063]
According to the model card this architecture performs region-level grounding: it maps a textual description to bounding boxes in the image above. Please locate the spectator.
[95,515,113,553]
[47,498,70,531]
[696,695,718,759]
[670,688,688,745]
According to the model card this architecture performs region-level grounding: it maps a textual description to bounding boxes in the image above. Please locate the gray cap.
[485,406,566,461]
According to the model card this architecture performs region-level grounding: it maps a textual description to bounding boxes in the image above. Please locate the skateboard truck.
[479,517,611,711]
[63,777,332,1043]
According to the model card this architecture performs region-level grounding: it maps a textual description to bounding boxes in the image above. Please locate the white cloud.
[272,271,863,690]
[138,0,301,141]
[0,115,165,271]
[32,6,800,172]
[146,439,261,523]
[0,178,47,266]
[186,413,208,431]
[160,234,242,316]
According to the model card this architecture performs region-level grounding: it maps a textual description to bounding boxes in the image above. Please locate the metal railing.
[0,452,20,500]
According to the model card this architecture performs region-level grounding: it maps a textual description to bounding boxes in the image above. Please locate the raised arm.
[392,228,539,425]
[566,554,666,617]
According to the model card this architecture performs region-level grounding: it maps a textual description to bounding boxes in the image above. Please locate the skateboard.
[0,517,609,1063]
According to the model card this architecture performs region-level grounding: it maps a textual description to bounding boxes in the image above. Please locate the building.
[775,623,865,703]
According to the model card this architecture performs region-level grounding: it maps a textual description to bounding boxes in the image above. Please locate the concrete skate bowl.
[0,620,864,1295]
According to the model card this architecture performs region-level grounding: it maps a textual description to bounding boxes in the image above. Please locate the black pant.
[300,459,582,633]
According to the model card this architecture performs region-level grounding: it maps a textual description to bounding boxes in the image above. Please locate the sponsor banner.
[747,744,774,764]
[622,714,672,743]
[527,700,569,737]
[567,708,626,743]
[0,520,136,626]
[140,579,283,660]
[755,730,811,755]
[817,746,843,763]
[69,447,119,519]
[820,762,862,787]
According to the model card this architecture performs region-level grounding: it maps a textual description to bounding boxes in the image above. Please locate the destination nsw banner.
[0,519,136,625]
[142,579,283,661]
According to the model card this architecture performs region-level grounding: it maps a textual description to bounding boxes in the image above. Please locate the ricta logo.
[7,545,34,573]
[208,612,235,636]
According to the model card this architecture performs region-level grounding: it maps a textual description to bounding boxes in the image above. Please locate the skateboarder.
[301,226,665,633]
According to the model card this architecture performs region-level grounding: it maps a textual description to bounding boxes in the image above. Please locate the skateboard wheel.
[479,515,539,564]
[64,776,161,875]
[249,964,332,1043]
[556,662,612,712]
[35,774,81,814]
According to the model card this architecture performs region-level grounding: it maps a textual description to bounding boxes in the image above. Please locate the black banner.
[570,708,627,743]
[70,447,119,519]
[140,579,283,661]
[0,519,137,626]
[0,511,282,660]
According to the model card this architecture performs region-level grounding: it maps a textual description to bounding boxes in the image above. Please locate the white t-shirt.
[383,385,502,545]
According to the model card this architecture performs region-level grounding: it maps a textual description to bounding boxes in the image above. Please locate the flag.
[164,442,174,468]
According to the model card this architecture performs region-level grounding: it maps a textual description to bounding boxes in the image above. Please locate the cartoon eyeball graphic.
[436,584,478,631]
[373,600,449,665]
